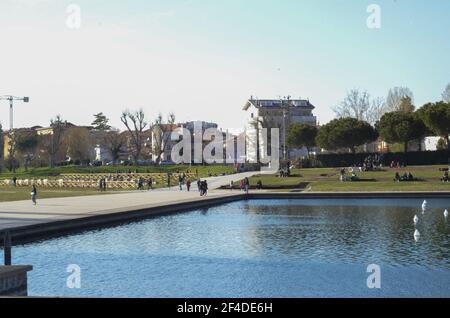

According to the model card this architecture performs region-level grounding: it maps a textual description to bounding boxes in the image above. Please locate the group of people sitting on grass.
[359,155,383,172]
[394,172,417,182]
[279,161,292,178]
[390,161,407,169]
[339,168,360,182]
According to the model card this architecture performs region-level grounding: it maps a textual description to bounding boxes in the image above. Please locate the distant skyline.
[0,0,449,131]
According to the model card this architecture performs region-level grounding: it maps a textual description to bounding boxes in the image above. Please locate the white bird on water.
[445,209,449,218]
[414,229,421,241]
[414,215,419,225]
[422,200,427,214]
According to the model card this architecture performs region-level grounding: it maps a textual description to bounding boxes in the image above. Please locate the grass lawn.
[0,165,238,202]
[246,165,450,192]
[0,186,113,202]
[0,165,236,180]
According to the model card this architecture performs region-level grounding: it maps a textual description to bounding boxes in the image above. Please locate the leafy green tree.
[286,123,318,155]
[437,138,448,151]
[316,118,378,153]
[92,112,111,131]
[418,102,450,150]
[377,111,426,153]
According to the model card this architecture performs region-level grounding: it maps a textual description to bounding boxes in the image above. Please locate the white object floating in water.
[444,210,449,218]
[414,215,419,225]
[414,229,421,240]
[422,200,427,210]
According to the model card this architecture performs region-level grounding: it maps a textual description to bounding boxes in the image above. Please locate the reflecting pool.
[5,198,450,297]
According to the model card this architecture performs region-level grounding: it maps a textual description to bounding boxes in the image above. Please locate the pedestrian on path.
[230,180,234,191]
[179,175,184,191]
[31,185,37,205]
[147,178,153,190]
[186,179,191,192]
[244,177,250,194]
[203,180,208,196]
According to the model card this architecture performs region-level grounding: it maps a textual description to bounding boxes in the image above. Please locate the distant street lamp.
[281,97,291,161]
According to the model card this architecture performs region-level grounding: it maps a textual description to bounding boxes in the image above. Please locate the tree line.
[287,84,450,155]
[0,109,176,173]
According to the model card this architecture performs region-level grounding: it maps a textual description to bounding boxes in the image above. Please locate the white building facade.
[243,98,317,162]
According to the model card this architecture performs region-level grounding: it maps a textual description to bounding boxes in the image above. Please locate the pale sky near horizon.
[0,0,449,132]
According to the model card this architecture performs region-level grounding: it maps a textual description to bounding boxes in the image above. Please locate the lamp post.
[280,97,291,161]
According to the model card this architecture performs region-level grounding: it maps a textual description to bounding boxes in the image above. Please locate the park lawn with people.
[0,186,112,202]
[245,165,450,192]
[0,164,236,180]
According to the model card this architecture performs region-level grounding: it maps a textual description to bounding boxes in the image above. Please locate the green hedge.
[315,150,450,167]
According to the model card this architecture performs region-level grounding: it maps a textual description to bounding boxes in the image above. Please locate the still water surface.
[7,199,450,297]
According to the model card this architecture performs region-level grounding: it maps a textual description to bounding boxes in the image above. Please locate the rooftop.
[243,98,315,111]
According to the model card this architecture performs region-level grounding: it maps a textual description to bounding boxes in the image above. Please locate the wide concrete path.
[0,171,259,232]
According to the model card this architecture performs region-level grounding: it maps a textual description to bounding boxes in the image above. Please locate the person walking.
[230,180,234,191]
[244,177,250,194]
[197,179,201,192]
[186,179,191,192]
[31,185,37,205]
[179,175,183,191]
[203,181,208,196]
[147,178,153,190]
[199,181,204,196]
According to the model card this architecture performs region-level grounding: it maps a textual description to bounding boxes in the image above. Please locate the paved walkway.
[0,171,259,232]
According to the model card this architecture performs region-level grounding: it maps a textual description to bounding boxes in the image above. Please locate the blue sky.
[0,0,449,130]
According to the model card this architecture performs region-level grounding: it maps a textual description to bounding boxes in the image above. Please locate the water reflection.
[245,199,449,267]
[6,198,450,297]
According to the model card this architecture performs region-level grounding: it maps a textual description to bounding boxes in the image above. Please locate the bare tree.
[385,86,414,112]
[102,129,126,164]
[152,113,176,164]
[333,89,371,121]
[41,115,67,168]
[120,109,148,163]
[66,127,92,163]
[442,83,450,103]
[367,97,387,125]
